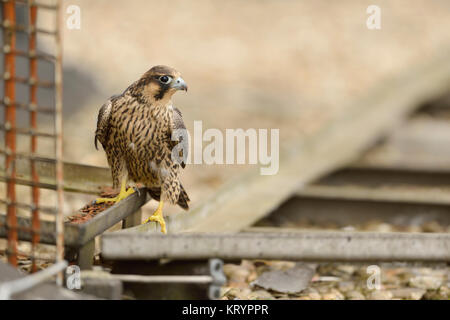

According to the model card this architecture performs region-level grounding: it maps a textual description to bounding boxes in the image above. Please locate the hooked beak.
[172,77,188,92]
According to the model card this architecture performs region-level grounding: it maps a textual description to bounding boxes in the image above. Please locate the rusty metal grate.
[0,0,63,282]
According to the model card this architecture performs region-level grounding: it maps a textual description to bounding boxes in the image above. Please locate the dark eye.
[159,75,171,84]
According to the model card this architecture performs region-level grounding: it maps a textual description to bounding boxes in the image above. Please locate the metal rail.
[1,99,55,114]
[101,229,450,262]
[0,260,67,300]
[111,274,212,284]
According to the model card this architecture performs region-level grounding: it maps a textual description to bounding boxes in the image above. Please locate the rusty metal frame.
[0,0,64,280]
[3,0,18,268]
[28,0,39,274]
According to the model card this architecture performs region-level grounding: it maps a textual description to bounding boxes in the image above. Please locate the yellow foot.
[142,201,166,234]
[95,186,135,204]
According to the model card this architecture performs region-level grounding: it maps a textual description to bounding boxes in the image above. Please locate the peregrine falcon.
[94,65,190,233]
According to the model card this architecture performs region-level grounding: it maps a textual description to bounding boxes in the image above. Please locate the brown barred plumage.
[95,65,190,210]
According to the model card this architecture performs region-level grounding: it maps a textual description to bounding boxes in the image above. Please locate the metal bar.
[1,99,55,114]
[0,23,57,36]
[0,222,57,237]
[107,274,213,284]
[0,217,68,244]
[54,0,64,285]
[0,149,56,163]
[2,0,18,267]
[28,0,40,273]
[75,188,148,246]
[0,199,57,214]
[0,176,60,190]
[101,230,450,262]
[0,260,67,300]
[7,76,55,88]
[9,0,58,11]
[0,125,56,138]
[2,48,56,62]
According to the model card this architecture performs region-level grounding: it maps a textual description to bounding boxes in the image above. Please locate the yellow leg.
[142,200,166,234]
[95,179,135,204]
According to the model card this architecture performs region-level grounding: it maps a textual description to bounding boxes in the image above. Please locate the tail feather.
[146,187,161,201]
[177,184,190,210]
[146,184,190,210]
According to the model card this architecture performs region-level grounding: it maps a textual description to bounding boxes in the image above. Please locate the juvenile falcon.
[94,65,190,233]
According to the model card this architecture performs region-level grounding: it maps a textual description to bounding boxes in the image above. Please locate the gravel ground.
[221,260,449,300]
[221,221,450,300]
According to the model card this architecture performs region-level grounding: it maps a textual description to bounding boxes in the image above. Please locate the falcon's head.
[134,65,187,104]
